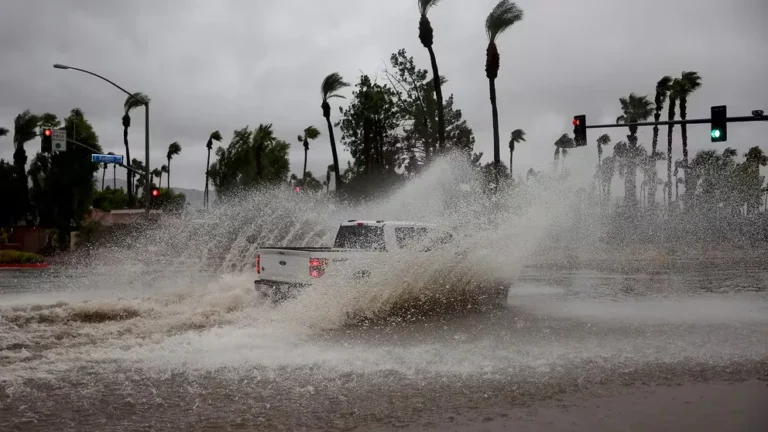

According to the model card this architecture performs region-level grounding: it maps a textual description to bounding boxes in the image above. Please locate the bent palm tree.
[666,78,682,207]
[321,73,349,190]
[151,167,162,187]
[418,0,446,153]
[485,0,524,169]
[166,142,182,189]
[651,76,672,206]
[617,93,654,208]
[122,92,150,203]
[507,129,525,176]
[678,71,702,203]
[205,130,222,208]
[159,165,168,189]
[298,126,321,180]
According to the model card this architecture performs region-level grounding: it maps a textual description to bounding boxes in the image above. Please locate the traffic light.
[41,128,53,153]
[710,105,727,142]
[573,115,587,146]
[149,186,160,207]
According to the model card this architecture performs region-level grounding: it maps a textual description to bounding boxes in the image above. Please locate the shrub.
[0,250,45,264]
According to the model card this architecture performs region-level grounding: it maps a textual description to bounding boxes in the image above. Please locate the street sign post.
[52,129,66,152]
[91,154,124,164]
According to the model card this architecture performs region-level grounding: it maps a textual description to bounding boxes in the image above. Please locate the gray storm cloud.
[1,0,766,189]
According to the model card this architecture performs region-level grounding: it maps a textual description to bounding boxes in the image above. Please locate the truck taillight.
[309,258,328,278]
[256,254,260,274]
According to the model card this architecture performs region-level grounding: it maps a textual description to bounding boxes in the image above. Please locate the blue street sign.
[91,154,124,164]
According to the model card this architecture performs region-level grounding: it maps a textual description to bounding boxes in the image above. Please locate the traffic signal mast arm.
[581,114,766,129]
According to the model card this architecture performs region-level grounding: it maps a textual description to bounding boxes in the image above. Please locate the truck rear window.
[333,225,386,250]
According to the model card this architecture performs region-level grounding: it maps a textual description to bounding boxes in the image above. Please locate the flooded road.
[1,265,767,431]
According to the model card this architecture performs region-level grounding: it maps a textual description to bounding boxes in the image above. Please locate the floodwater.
[1,265,767,431]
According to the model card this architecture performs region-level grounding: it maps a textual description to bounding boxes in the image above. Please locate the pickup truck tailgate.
[258,249,312,284]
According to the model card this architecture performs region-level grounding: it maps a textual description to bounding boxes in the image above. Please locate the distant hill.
[99,177,212,204]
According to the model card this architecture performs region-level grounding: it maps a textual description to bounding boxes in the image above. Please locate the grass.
[0,250,45,264]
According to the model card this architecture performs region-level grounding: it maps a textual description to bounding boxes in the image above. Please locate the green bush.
[0,250,45,264]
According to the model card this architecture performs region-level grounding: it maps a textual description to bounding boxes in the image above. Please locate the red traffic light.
[572,118,580,126]
[44,129,52,136]
[294,187,301,193]
[151,188,160,197]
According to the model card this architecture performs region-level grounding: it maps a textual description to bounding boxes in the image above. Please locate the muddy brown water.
[1,265,767,431]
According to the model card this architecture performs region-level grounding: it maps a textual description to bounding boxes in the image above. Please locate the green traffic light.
[711,129,721,139]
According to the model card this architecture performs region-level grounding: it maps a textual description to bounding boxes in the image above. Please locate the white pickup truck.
[252,220,509,306]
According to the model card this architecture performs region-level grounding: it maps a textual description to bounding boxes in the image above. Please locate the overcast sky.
[1,0,766,190]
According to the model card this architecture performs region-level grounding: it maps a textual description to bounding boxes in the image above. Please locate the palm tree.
[554,134,574,174]
[131,159,145,196]
[650,76,673,204]
[321,73,350,190]
[484,0,524,169]
[205,130,222,208]
[159,165,168,189]
[122,92,150,203]
[298,126,321,180]
[673,159,683,204]
[596,134,611,167]
[166,142,182,189]
[744,147,768,215]
[507,129,525,176]
[666,78,682,207]
[418,0,446,153]
[151,167,162,187]
[616,93,654,208]
[678,71,702,202]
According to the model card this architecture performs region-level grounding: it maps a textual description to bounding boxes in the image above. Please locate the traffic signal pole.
[581,114,766,130]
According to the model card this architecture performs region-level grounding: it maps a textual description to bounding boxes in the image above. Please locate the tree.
[122,92,150,204]
[507,129,525,176]
[151,167,162,186]
[666,78,683,207]
[743,146,768,215]
[321,72,350,190]
[12,110,42,224]
[616,93,654,208]
[204,130,222,208]
[0,127,8,138]
[554,133,574,173]
[385,49,476,169]
[131,159,145,194]
[293,171,324,193]
[166,141,182,189]
[484,0,524,169]
[337,74,403,187]
[650,76,673,205]
[298,126,321,180]
[678,71,702,203]
[208,125,291,197]
[418,0,446,151]
[159,164,168,189]
[596,134,611,167]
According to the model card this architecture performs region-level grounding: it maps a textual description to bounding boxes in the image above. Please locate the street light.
[53,63,151,215]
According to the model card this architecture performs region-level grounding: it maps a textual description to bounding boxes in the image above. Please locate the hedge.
[0,250,45,264]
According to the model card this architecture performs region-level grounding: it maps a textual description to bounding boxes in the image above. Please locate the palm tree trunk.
[159,173,163,189]
[167,158,171,189]
[426,46,445,153]
[123,124,133,202]
[101,167,106,191]
[204,148,211,208]
[666,101,676,208]
[680,97,690,206]
[112,165,116,189]
[303,146,308,180]
[324,115,342,190]
[489,78,501,167]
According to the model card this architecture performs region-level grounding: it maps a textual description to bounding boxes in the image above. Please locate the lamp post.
[53,63,151,215]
